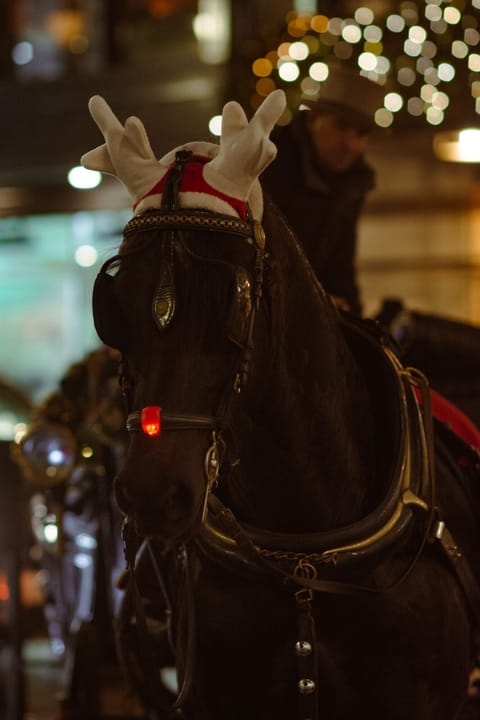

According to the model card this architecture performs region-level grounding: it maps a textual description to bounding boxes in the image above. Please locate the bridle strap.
[124,210,254,241]
[127,410,217,432]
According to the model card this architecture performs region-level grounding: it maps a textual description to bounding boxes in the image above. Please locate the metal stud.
[298,678,316,695]
[295,641,312,656]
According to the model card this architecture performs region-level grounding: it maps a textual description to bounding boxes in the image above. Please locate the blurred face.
[305,111,369,173]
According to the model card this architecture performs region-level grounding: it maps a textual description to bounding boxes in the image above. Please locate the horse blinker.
[92,260,129,351]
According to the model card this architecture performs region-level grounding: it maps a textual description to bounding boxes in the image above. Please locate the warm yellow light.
[386,14,405,33]
[358,51,377,70]
[278,61,300,82]
[409,25,427,44]
[375,108,393,128]
[364,25,382,43]
[327,17,343,36]
[309,61,329,81]
[407,97,425,117]
[432,91,449,110]
[256,77,276,97]
[433,128,480,162]
[421,41,437,59]
[438,63,455,82]
[420,84,435,102]
[417,57,433,74]
[342,24,362,44]
[425,4,442,22]
[266,51,278,67]
[431,20,447,35]
[46,10,85,46]
[426,107,444,125]
[354,7,374,25]
[252,58,272,77]
[459,129,480,160]
[375,56,390,74]
[277,42,291,58]
[208,115,222,136]
[465,29,480,47]
[444,6,461,24]
[310,15,329,33]
[424,67,440,85]
[398,67,416,86]
[384,92,403,112]
[288,18,308,38]
[469,54,480,72]
[404,39,422,57]
[407,97,424,116]
[289,41,309,60]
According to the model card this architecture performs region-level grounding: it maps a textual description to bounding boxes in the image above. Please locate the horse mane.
[216,195,380,532]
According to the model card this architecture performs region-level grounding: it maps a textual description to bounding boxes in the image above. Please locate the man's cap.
[301,65,385,130]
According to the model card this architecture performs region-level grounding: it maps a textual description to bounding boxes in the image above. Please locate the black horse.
[85,93,480,719]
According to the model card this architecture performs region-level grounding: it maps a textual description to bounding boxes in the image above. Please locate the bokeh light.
[74,245,98,268]
[12,41,34,65]
[67,166,101,189]
[250,4,480,127]
[208,115,222,136]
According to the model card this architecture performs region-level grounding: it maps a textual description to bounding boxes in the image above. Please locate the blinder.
[92,256,129,351]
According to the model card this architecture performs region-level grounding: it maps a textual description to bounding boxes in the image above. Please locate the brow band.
[124,211,254,240]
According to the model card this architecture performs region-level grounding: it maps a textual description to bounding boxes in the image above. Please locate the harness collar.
[197,343,433,586]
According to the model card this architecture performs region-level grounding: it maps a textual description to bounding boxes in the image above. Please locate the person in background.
[261,65,385,315]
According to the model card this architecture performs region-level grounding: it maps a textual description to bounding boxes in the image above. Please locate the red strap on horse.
[414,386,480,450]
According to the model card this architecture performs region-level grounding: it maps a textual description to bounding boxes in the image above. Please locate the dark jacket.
[261,113,376,315]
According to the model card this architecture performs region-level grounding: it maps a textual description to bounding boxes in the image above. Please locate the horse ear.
[92,271,129,351]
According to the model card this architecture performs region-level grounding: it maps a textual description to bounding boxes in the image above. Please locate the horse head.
[83,91,289,547]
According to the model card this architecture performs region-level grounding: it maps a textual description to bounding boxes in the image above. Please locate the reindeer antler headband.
[81,90,286,222]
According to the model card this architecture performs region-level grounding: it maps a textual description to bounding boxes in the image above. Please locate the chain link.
[124,211,254,239]
[258,546,337,566]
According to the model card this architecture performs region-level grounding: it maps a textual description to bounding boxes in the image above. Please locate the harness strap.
[202,498,431,597]
[127,411,217,432]
[122,534,167,719]
[172,546,198,714]
[433,521,480,625]
[295,589,319,720]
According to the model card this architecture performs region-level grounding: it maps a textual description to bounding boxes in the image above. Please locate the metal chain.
[124,211,254,238]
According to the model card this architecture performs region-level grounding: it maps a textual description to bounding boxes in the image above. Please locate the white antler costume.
[81,90,286,222]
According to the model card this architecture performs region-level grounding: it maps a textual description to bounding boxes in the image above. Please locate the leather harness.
[108,153,480,719]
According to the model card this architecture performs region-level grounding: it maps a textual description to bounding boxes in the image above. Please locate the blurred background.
[0,0,479,406]
[0,0,479,717]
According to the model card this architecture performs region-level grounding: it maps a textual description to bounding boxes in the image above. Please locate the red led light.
[141,406,161,436]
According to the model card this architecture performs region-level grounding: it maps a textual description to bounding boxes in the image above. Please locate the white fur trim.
[134,192,241,218]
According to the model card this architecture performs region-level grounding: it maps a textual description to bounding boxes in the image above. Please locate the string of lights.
[250,1,480,129]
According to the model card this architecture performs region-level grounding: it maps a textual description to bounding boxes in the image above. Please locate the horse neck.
[224,211,376,534]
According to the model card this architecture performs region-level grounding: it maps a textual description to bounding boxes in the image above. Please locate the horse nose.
[131,479,196,540]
